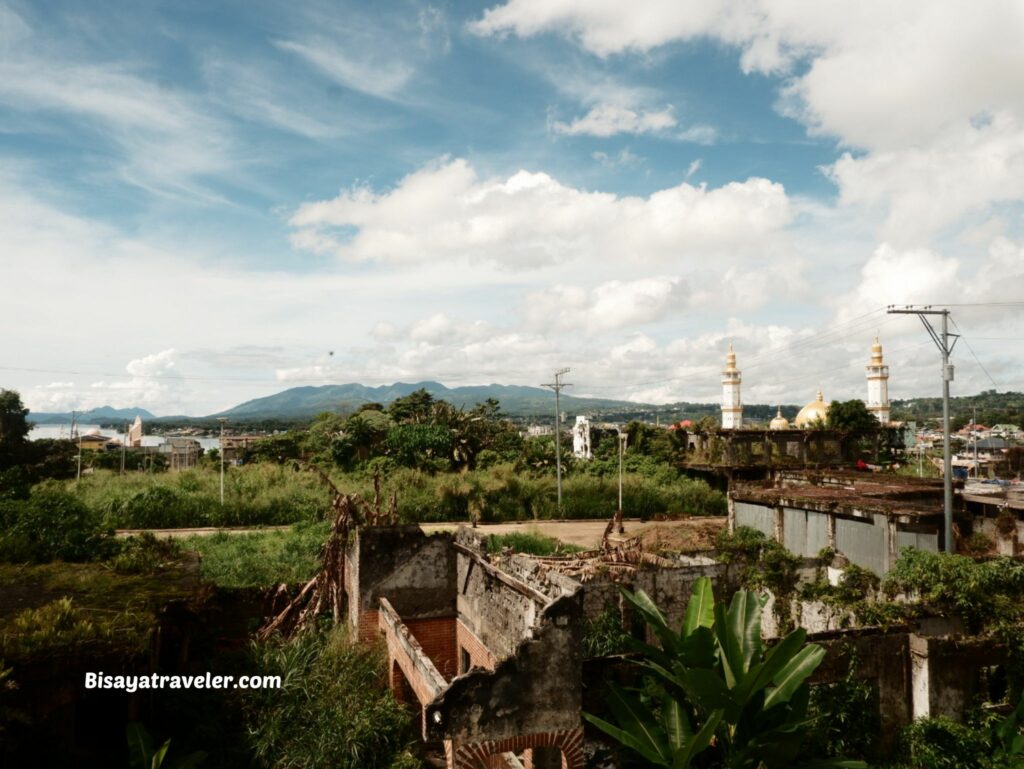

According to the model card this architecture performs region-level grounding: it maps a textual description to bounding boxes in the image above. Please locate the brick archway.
[446,728,584,769]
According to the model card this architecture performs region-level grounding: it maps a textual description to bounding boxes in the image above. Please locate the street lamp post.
[217,417,228,505]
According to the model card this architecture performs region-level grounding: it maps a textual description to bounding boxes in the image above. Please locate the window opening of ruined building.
[460,646,471,674]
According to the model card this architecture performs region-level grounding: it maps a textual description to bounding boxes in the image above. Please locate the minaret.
[866,336,890,424]
[721,343,742,429]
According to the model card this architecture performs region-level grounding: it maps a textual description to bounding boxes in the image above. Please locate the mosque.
[721,337,890,429]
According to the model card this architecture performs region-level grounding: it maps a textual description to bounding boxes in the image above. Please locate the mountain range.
[210,381,651,419]
[28,405,157,425]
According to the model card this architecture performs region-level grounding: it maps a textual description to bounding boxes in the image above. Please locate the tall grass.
[184,521,329,588]
[59,462,725,529]
[244,626,421,769]
[71,465,331,528]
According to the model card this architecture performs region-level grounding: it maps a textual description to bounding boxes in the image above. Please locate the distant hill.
[209,381,650,419]
[29,405,156,425]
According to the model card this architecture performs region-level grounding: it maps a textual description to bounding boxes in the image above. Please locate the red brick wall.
[457,619,497,673]
[357,609,380,644]
[405,617,458,681]
[445,728,584,769]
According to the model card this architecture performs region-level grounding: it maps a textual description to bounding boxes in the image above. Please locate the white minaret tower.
[866,336,890,424]
[721,342,742,429]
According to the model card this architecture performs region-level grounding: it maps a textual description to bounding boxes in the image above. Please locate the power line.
[950,318,1000,390]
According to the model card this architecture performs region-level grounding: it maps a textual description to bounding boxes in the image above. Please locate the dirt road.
[118,517,727,551]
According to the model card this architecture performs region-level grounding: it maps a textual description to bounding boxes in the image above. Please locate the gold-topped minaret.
[866,335,891,423]
[721,342,742,429]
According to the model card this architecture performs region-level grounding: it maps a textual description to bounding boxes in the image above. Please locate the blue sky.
[2,0,1023,415]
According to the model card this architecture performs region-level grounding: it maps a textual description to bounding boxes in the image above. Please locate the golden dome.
[794,389,830,427]
[769,407,790,430]
[723,342,738,372]
[870,336,884,365]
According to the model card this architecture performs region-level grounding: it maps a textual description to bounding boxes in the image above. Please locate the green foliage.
[806,647,879,761]
[582,604,632,658]
[75,466,331,528]
[386,388,436,423]
[485,531,584,556]
[584,578,865,768]
[126,722,207,769]
[826,400,882,432]
[185,521,329,588]
[715,528,801,626]
[385,423,453,469]
[244,626,420,769]
[895,716,993,769]
[0,486,113,563]
[882,548,1024,633]
[0,389,31,471]
[108,533,185,575]
[0,597,150,658]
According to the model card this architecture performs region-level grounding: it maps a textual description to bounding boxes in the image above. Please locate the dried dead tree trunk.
[257,466,397,639]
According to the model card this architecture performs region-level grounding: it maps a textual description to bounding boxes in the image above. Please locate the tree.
[0,389,31,471]
[826,400,879,432]
[386,389,435,423]
[584,577,866,769]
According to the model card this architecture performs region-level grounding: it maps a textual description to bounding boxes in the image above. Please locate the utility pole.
[617,428,628,513]
[887,305,959,553]
[542,368,572,515]
[218,417,229,505]
[121,420,127,475]
[72,410,82,482]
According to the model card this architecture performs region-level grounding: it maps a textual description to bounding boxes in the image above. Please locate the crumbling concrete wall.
[455,544,571,663]
[426,595,583,747]
[910,634,1007,721]
[346,525,456,642]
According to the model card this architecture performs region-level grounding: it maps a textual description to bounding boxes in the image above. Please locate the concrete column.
[727,494,736,533]
[773,505,785,544]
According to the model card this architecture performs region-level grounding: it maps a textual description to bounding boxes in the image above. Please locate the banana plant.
[583,577,867,768]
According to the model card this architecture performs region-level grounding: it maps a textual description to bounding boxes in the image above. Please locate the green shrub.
[108,532,185,575]
[185,522,329,588]
[0,597,150,658]
[581,604,631,658]
[486,531,583,556]
[896,717,992,769]
[244,626,419,769]
[0,487,112,563]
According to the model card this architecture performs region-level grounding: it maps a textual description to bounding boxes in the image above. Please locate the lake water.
[29,424,222,450]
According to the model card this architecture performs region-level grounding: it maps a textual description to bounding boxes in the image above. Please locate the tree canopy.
[0,389,31,471]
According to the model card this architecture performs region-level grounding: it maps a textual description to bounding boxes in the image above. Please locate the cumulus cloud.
[523,277,688,332]
[472,0,1024,240]
[288,157,793,268]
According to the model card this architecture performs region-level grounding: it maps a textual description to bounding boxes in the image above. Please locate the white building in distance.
[721,343,742,429]
[572,415,592,460]
[866,336,891,424]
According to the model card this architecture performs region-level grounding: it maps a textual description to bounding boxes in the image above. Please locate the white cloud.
[554,104,676,136]
[592,148,643,168]
[0,6,231,195]
[274,38,413,101]
[828,114,1024,243]
[289,157,793,269]
[472,1,1024,241]
[523,277,687,332]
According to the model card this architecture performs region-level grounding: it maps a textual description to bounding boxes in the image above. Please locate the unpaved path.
[422,518,726,550]
[118,517,727,551]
